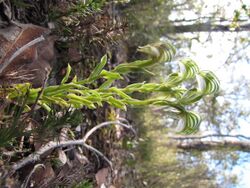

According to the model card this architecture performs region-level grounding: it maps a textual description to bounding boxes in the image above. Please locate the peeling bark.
[0,23,55,87]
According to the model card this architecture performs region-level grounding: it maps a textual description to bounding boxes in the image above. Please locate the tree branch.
[83,120,135,142]
[5,120,135,178]
[8,140,105,174]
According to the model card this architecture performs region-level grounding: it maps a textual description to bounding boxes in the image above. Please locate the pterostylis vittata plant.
[1,40,219,134]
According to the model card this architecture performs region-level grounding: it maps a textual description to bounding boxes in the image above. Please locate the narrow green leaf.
[179,89,203,105]
[125,82,145,89]
[61,64,72,84]
[99,79,115,89]
[72,75,78,83]
[38,102,51,112]
[88,54,107,80]
[100,70,123,80]
[109,87,132,99]
[106,97,127,110]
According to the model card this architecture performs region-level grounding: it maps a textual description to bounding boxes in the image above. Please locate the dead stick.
[6,120,135,177]
[9,141,109,175]
[83,120,135,142]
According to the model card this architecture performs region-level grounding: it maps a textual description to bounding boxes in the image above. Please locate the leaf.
[61,64,72,84]
[109,87,132,99]
[66,93,96,109]
[100,70,123,80]
[72,75,78,83]
[0,127,20,147]
[44,83,83,96]
[129,60,153,68]
[106,97,127,110]
[99,79,115,89]
[49,97,70,107]
[39,102,52,111]
[178,89,203,105]
[124,82,145,90]
[6,83,31,99]
[141,68,155,75]
[140,83,161,92]
[88,54,107,81]
[113,63,141,74]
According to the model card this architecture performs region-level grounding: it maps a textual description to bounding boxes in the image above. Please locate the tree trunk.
[166,22,250,33]
[167,135,250,152]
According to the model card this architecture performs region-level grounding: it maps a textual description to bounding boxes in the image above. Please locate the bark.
[167,134,250,152]
[0,23,54,87]
[165,22,250,33]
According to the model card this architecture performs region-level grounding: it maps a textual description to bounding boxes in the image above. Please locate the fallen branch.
[6,120,135,178]
[8,140,109,176]
[169,134,250,140]
[167,139,250,152]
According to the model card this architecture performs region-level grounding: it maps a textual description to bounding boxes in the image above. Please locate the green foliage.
[11,0,32,8]
[73,180,93,188]
[67,0,106,16]
[39,110,84,138]
[49,0,106,20]
[0,96,28,147]
[231,4,250,29]
[122,0,173,45]
[1,41,219,135]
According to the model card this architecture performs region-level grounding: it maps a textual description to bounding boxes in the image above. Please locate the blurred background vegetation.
[120,0,250,187]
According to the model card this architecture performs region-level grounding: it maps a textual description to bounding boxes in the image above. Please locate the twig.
[82,120,136,142]
[26,66,50,119]
[22,164,45,188]
[7,140,109,176]
[83,144,112,169]
[5,120,135,177]
[117,117,130,125]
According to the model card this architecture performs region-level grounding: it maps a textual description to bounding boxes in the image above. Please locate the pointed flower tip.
[177,111,201,134]
[198,71,220,94]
